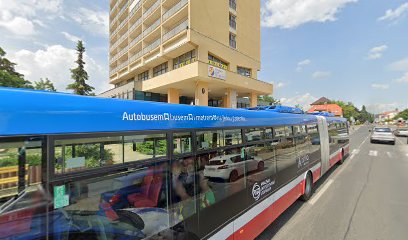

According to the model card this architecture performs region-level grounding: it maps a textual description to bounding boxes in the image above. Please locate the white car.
[203,154,264,182]
[394,128,408,137]
[370,127,396,145]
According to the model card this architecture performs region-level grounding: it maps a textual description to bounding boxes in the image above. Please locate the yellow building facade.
[100,0,273,108]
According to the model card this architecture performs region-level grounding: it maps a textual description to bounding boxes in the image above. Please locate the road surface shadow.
[256,162,342,240]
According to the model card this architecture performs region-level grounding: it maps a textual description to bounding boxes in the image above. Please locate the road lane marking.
[309,179,334,205]
[369,150,378,157]
[396,138,405,145]
[386,152,392,158]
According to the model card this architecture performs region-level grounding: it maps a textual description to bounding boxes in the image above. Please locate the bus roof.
[0,87,346,136]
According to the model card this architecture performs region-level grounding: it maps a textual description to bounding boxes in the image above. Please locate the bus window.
[54,136,123,173]
[173,132,192,155]
[52,162,170,239]
[244,128,265,142]
[275,135,297,186]
[196,130,224,150]
[0,138,48,240]
[124,134,167,162]
[223,129,242,146]
[293,125,307,135]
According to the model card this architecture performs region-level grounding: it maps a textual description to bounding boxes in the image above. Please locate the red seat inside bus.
[127,167,163,208]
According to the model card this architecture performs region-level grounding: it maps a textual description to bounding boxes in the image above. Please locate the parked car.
[394,128,408,137]
[203,154,264,182]
[370,127,396,145]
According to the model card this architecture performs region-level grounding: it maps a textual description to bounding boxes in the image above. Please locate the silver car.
[394,128,408,137]
[370,127,396,145]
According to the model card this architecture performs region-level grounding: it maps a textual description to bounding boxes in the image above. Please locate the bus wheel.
[338,149,345,165]
[300,172,313,201]
[229,170,239,182]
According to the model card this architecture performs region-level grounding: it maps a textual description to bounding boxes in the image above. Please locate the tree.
[0,47,32,88]
[394,109,408,120]
[34,78,57,92]
[66,41,94,95]
[258,95,281,106]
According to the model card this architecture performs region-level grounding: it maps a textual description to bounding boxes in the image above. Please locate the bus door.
[317,116,330,175]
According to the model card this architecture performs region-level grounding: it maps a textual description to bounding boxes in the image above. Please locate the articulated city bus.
[0,88,349,240]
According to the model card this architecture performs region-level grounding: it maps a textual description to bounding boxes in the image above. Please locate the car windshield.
[374,128,391,132]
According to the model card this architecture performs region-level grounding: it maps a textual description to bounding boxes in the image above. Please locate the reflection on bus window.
[124,134,167,162]
[224,129,242,145]
[54,136,123,173]
[173,132,192,155]
[196,130,224,150]
[245,128,265,142]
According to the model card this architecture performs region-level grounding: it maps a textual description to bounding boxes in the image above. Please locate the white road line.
[369,150,378,157]
[396,138,405,144]
[386,152,392,158]
[309,179,334,205]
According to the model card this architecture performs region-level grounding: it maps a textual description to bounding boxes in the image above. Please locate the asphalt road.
[257,125,408,240]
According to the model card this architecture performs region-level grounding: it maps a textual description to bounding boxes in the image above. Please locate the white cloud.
[9,45,109,94]
[61,31,82,43]
[367,45,388,60]
[0,0,62,35]
[70,8,109,36]
[366,103,400,114]
[395,72,408,83]
[388,57,408,72]
[312,71,331,79]
[296,59,311,71]
[378,2,408,22]
[275,82,286,89]
[371,83,389,90]
[280,93,318,110]
[261,0,358,29]
[0,16,35,35]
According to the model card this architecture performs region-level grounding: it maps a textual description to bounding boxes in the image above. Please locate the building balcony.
[163,0,188,22]
[129,0,142,17]
[143,18,161,38]
[130,49,143,63]
[112,16,129,38]
[129,17,142,34]
[163,19,188,42]
[143,0,160,20]
[143,38,161,54]
[129,33,143,49]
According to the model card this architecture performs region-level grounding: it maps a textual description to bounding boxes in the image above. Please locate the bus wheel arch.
[338,148,345,165]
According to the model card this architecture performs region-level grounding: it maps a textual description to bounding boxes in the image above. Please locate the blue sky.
[0,0,407,113]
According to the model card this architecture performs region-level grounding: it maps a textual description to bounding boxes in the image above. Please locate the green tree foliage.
[0,47,32,88]
[34,78,57,91]
[66,41,94,95]
[329,100,374,123]
[65,144,113,168]
[394,109,408,120]
[258,95,281,105]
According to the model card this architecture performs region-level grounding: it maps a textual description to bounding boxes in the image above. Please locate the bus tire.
[300,172,313,202]
[338,149,345,165]
[229,170,239,182]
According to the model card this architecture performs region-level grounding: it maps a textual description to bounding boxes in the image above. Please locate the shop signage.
[208,65,226,80]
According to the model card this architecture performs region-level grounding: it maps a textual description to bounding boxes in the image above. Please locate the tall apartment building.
[100,0,273,108]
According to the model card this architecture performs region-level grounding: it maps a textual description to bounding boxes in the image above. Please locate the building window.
[173,50,196,69]
[153,62,168,77]
[208,54,228,70]
[229,0,236,10]
[237,66,251,77]
[229,14,236,30]
[229,33,236,49]
[138,70,149,81]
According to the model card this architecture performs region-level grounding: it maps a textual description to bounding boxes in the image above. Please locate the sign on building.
[208,65,226,80]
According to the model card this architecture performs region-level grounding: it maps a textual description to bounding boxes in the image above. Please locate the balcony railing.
[143,0,160,19]
[130,0,142,17]
[118,31,129,45]
[143,18,160,37]
[129,33,142,48]
[112,16,129,36]
[143,38,161,54]
[110,0,119,14]
[229,0,236,10]
[129,17,142,33]
[163,19,188,42]
[117,60,129,71]
[110,66,119,75]
[112,0,129,24]
[130,50,143,63]
[163,0,188,22]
